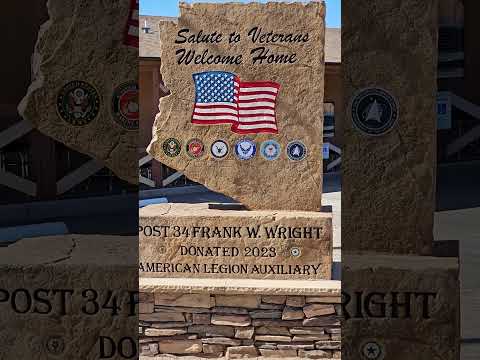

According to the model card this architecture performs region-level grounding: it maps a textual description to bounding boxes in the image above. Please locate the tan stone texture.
[155,293,213,308]
[148,2,325,211]
[303,304,336,318]
[342,254,460,360]
[0,235,136,359]
[226,345,259,359]
[216,295,261,309]
[342,0,438,254]
[158,340,203,354]
[140,203,332,280]
[211,314,251,327]
[18,0,137,183]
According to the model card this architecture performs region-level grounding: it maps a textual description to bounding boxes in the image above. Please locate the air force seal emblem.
[57,81,100,126]
[234,139,256,161]
[351,88,398,136]
[261,140,281,161]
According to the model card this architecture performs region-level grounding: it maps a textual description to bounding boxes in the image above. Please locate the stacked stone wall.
[139,292,341,359]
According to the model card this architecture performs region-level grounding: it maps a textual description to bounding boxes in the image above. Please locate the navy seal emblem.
[234,139,256,161]
[211,140,229,159]
[351,88,398,136]
[163,138,181,158]
[287,140,307,161]
[260,140,281,161]
[57,81,100,126]
[111,81,139,130]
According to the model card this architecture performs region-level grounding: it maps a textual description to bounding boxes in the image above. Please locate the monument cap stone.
[148,2,326,211]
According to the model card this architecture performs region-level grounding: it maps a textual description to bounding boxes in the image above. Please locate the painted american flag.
[192,71,280,134]
[124,0,139,48]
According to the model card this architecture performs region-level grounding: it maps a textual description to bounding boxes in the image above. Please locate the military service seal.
[186,138,205,158]
[287,140,307,161]
[56,81,100,126]
[234,138,256,161]
[351,88,398,136]
[163,138,181,158]
[260,140,281,161]
[211,140,229,160]
[111,81,139,130]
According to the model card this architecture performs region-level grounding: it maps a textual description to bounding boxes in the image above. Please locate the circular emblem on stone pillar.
[260,140,281,161]
[234,139,256,161]
[111,81,139,130]
[162,138,181,157]
[57,81,100,126]
[360,340,384,360]
[45,336,65,356]
[211,140,229,159]
[286,140,307,161]
[351,88,398,136]
[186,138,205,158]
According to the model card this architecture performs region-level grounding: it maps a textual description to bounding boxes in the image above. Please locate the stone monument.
[18,0,139,184]
[342,0,460,359]
[140,2,340,358]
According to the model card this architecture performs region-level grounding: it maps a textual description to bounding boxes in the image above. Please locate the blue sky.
[140,0,341,28]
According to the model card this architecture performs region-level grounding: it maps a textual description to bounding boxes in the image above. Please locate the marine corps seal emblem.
[57,81,100,126]
[162,138,181,158]
[111,81,139,130]
[351,88,398,136]
[186,138,205,158]
[234,139,256,161]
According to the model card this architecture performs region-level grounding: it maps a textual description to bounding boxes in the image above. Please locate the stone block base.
[140,203,333,281]
[342,253,460,360]
[139,278,341,359]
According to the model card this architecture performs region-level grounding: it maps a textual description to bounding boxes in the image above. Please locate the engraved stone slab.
[343,254,460,360]
[148,2,325,211]
[0,235,137,360]
[139,203,332,280]
[19,0,138,184]
[342,0,438,254]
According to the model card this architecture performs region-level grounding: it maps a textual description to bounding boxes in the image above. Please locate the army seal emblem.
[186,138,205,158]
[162,138,181,158]
[287,140,307,161]
[211,140,229,159]
[111,81,139,130]
[57,81,100,126]
[260,140,281,161]
[351,88,398,136]
[234,139,256,161]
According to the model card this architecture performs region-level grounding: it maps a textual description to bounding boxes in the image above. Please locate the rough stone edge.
[140,357,331,360]
[139,278,341,297]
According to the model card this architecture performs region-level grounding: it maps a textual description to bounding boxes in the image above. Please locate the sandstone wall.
[139,292,341,359]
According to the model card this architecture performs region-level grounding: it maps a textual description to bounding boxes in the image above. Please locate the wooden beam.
[0,169,36,196]
[0,119,33,149]
[56,159,104,195]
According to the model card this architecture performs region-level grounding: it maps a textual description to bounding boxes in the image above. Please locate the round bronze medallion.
[163,138,181,157]
[111,81,139,130]
[57,81,100,126]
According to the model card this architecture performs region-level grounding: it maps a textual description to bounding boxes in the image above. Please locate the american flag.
[124,0,139,48]
[192,71,280,134]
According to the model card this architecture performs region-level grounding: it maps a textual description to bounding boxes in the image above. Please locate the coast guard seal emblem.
[261,140,281,161]
[287,140,307,161]
[57,81,100,126]
[111,81,139,130]
[163,138,181,158]
[351,88,398,136]
[234,139,256,161]
[186,138,205,158]
[211,140,229,160]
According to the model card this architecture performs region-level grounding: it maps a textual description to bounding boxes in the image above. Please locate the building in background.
[139,16,343,188]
